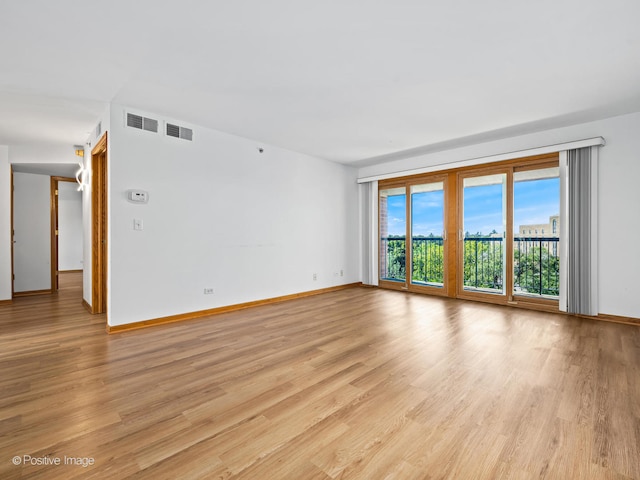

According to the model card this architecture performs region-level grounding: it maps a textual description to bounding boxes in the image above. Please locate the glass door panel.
[462,173,506,294]
[513,167,560,298]
[410,182,444,288]
[379,187,406,283]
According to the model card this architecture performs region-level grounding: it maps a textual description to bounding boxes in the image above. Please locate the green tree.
[514,245,559,296]
[411,238,444,284]
[463,238,503,290]
[386,237,406,280]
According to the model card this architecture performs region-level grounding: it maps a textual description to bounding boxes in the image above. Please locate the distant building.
[516,215,560,255]
[516,215,559,238]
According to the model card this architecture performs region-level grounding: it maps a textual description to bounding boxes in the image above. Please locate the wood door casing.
[91,133,108,314]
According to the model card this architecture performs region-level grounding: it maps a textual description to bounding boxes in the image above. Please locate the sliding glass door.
[410,182,445,288]
[458,163,560,304]
[513,166,560,298]
[378,153,560,311]
[379,178,447,293]
[461,173,507,295]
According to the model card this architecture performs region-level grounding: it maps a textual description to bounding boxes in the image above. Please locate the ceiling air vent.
[166,123,193,141]
[126,113,158,133]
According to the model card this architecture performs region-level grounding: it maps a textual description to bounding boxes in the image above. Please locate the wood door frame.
[50,176,76,293]
[10,166,14,297]
[406,175,449,297]
[91,133,108,314]
[456,167,510,305]
[377,175,450,297]
[378,180,409,292]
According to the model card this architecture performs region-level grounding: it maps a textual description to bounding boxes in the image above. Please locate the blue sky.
[513,177,560,231]
[385,178,559,236]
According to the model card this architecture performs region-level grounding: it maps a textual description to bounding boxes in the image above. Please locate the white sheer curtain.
[359,181,378,286]
[559,146,599,315]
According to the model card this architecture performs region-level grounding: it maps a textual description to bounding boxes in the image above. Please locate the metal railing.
[463,237,504,292]
[412,237,444,285]
[380,236,560,297]
[513,236,559,297]
[380,237,406,282]
[381,236,444,285]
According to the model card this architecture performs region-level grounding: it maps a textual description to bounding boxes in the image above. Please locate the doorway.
[12,170,54,297]
[50,176,81,292]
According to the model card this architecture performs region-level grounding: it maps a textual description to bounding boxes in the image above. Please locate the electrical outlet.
[203,288,214,295]
[340,269,344,276]
[313,273,317,281]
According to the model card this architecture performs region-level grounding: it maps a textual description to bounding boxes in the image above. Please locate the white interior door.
[13,172,51,293]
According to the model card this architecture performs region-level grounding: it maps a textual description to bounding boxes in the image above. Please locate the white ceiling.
[1,0,639,166]
[11,162,79,178]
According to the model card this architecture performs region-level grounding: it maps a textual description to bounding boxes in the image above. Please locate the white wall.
[106,104,359,326]
[13,172,51,292]
[358,111,640,318]
[0,146,11,300]
[58,181,83,271]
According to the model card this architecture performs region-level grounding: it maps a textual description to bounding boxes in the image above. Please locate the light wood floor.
[1,273,639,479]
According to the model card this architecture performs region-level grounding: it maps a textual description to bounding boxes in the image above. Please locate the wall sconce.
[74,145,87,191]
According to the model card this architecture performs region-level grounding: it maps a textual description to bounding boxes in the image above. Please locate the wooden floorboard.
[1,272,639,479]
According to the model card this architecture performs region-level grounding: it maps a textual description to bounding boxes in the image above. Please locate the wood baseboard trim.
[587,313,640,327]
[377,284,640,326]
[60,269,83,274]
[13,289,53,297]
[106,282,363,334]
[0,299,12,306]
[82,299,93,313]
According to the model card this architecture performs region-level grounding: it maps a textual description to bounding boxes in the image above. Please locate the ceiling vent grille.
[166,123,193,141]
[126,113,158,133]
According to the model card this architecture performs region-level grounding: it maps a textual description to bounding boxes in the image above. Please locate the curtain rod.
[356,136,605,184]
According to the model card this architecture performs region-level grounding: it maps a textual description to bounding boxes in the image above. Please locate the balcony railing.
[463,237,504,292]
[513,236,560,297]
[412,237,444,286]
[380,235,560,297]
[381,236,444,286]
[380,237,406,282]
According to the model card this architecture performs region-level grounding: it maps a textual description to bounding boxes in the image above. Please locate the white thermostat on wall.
[127,190,149,204]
